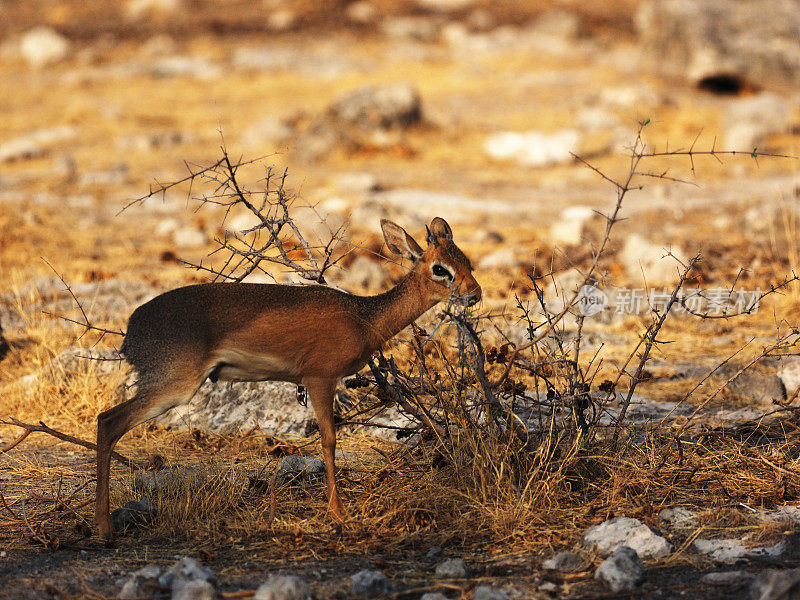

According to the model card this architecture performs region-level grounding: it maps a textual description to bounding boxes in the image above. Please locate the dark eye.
[432,264,453,279]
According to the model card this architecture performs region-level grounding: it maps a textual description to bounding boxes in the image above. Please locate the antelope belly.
[212,349,298,382]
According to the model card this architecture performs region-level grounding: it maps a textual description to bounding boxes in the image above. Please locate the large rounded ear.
[429,217,453,241]
[381,219,423,261]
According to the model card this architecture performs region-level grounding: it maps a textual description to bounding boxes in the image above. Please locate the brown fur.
[95,217,481,541]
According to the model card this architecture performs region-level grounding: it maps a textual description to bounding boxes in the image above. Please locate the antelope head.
[381,216,482,308]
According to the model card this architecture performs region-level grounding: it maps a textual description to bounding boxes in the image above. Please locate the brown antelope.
[96,217,481,540]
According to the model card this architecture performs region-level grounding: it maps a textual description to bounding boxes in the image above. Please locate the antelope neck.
[361,270,437,347]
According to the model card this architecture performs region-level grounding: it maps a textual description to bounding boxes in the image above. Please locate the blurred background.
[0,0,799,333]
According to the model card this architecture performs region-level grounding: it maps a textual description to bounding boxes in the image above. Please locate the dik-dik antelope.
[96,217,481,540]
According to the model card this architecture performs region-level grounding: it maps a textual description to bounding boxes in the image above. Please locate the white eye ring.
[431,263,454,280]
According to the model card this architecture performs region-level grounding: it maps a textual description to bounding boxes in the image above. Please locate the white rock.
[619,233,686,286]
[0,126,78,162]
[725,93,791,150]
[350,569,390,596]
[224,211,262,234]
[159,557,216,596]
[380,16,440,42]
[277,455,325,482]
[268,10,296,31]
[138,35,178,58]
[172,580,216,600]
[346,1,377,24]
[478,248,520,270]
[761,505,800,524]
[777,356,800,398]
[334,172,380,195]
[240,117,292,151]
[595,546,644,593]
[581,516,673,559]
[434,558,468,578]
[334,255,388,292]
[549,205,602,247]
[127,0,180,18]
[20,26,70,68]
[172,226,207,248]
[636,0,800,89]
[528,10,581,39]
[750,567,800,600]
[254,575,311,600]
[420,594,448,600]
[151,56,221,80]
[119,565,162,598]
[658,507,696,529]
[693,537,787,562]
[484,130,580,167]
[472,586,508,600]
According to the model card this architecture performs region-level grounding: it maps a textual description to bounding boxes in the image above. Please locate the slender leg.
[96,375,204,542]
[303,377,346,519]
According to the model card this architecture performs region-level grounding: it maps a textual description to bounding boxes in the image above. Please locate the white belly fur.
[212,348,298,383]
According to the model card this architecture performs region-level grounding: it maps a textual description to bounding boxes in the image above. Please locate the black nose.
[466,291,480,307]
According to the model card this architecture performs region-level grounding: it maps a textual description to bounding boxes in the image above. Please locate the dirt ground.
[2,1,800,598]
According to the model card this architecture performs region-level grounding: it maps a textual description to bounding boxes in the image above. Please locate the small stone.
[582,516,673,560]
[151,56,221,80]
[542,551,590,573]
[328,83,422,131]
[426,547,442,559]
[276,455,326,485]
[159,557,216,591]
[172,580,216,600]
[658,507,696,529]
[240,116,293,150]
[619,234,686,286]
[434,558,468,578]
[173,226,207,248]
[725,93,791,150]
[595,546,644,593]
[20,26,70,68]
[334,255,388,292]
[127,0,180,18]
[254,575,311,600]
[701,571,753,586]
[0,126,78,163]
[693,538,787,563]
[346,1,377,24]
[472,585,508,600]
[268,10,296,31]
[548,205,603,247]
[483,130,580,168]
[538,582,559,592]
[380,16,440,42]
[118,565,162,599]
[110,496,158,532]
[750,567,800,600]
[477,248,519,270]
[778,357,800,398]
[334,172,380,195]
[420,593,448,600]
[725,373,786,404]
[350,569,390,596]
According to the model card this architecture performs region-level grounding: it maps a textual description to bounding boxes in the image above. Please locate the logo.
[576,284,608,317]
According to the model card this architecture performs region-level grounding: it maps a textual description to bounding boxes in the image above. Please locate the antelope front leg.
[304,377,346,519]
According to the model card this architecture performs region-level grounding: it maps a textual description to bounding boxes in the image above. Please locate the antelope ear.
[429,217,453,241]
[381,219,423,261]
